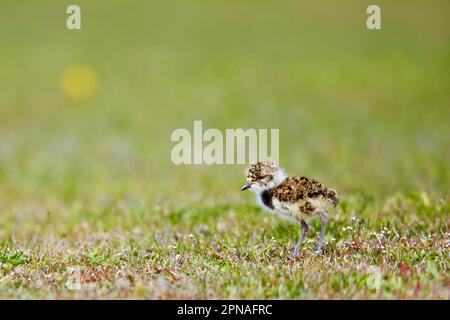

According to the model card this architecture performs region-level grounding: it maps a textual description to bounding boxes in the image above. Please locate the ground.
[1,195,449,299]
[0,1,449,299]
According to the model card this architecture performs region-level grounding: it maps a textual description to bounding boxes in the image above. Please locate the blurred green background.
[1,0,449,208]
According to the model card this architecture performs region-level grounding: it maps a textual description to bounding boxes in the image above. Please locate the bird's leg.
[290,220,309,258]
[316,211,327,253]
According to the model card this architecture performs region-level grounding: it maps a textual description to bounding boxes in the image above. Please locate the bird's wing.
[273,176,339,207]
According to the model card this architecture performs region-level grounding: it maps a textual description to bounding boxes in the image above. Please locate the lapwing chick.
[241,161,339,258]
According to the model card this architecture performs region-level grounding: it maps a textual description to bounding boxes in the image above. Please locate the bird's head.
[241,160,286,193]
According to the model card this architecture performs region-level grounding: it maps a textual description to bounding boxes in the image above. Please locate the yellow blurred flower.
[61,65,98,99]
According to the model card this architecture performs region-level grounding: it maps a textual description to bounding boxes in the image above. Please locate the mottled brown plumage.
[274,176,339,210]
[242,161,339,257]
[245,160,278,183]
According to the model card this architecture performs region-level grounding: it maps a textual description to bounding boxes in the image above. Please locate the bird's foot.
[288,251,300,261]
[287,255,299,261]
[314,248,323,256]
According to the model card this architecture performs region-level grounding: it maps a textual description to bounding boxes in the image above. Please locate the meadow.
[0,0,449,299]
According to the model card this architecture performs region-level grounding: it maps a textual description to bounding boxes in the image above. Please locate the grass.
[0,0,449,299]
[0,193,448,299]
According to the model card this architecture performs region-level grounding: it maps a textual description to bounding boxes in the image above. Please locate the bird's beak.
[241,182,252,191]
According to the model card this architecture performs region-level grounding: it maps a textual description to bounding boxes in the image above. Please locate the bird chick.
[241,160,339,257]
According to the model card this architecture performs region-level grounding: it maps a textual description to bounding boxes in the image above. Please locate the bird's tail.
[326,189,339,207]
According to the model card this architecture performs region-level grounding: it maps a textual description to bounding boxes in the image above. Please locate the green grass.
[0,194,448,299]
[0,0,449,299]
